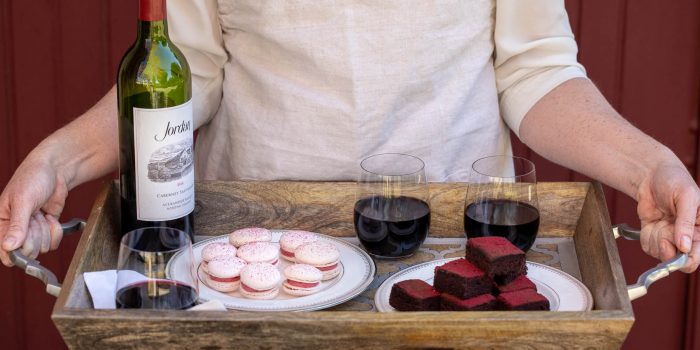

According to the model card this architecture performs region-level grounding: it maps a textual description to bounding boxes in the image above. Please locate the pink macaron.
[205,256,247,292]
[279,230,318,262]
[237,242,279,265]
[282,264,323,296]
[228,227,272,248]
[294,241,342,281]
[201,242,237,273]
[239,263,281,299]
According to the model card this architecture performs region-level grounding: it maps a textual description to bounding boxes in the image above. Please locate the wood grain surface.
[52,181,633,349]
[573,183,632,313]
[55,309,631,350]
[194,181,588,238]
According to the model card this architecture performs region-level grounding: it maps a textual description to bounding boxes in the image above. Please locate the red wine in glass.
[464,199,540,252]
[355,153,430,259]
[116,227,198,309]
[116,279,197,310]
[354,195,430,258]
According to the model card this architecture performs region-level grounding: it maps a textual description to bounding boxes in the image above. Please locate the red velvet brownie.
[493,275,537,295]
[497,289,550,311]
[433,258,491,299]
[389,279,441,311]
[465,237,526,284]
[440,293,498,311]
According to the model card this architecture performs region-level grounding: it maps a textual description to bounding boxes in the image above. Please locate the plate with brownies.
[375,237,593,312]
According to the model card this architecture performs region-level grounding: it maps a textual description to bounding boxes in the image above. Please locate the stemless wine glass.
[464,155,540,252]
[354,153,430,259]
[115,227,198,309]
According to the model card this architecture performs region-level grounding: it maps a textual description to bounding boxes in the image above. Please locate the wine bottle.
[117,0,194,241]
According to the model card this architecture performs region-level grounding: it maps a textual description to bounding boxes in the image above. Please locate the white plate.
[168,231,375,312]
[374,258,593,312]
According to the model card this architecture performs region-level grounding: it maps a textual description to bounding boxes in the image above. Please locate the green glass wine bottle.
[117,0,194,241]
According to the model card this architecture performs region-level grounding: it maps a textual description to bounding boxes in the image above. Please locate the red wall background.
[0,0,699,349]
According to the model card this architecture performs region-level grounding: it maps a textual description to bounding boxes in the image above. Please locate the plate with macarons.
[167,227,376,311]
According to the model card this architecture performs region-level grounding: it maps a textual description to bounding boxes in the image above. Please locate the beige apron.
[194,0,512,181]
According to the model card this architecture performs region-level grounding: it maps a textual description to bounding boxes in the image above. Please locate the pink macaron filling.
[280,248,295,258]
[208,275,240,283]
[286,280,319,289]
[241,283,274,294]
[316,263,338,271]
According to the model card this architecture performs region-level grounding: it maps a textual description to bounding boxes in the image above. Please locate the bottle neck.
[137,0,168,39]
[137,20,168,40]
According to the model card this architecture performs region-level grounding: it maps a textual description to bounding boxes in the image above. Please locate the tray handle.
[9,218,86,297]
[613,224,688,301]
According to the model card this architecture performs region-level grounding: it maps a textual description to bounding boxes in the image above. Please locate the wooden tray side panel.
[194,181,588,238]
[53,182,120,310]
[55,310,630,350]
[574,183,633,314]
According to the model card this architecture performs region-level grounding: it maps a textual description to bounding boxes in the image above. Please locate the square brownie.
[498,289,550,311]
[389,279,441,311]
[433,258,491,299]
[465,236,526,284]
[440,293,498,311]
[493,275,536,295]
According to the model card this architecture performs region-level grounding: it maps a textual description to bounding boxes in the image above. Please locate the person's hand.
[637,161,700,273]
[0,156,66,267]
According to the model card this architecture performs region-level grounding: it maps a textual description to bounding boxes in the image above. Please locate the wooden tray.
[51,181,634,349]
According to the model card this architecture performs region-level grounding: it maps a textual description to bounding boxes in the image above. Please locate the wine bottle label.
[133,100,194,221]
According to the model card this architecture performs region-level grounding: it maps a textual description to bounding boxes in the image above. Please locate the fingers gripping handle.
[59,218,86,235]
[9,218,86,297]
[613,224,688,301]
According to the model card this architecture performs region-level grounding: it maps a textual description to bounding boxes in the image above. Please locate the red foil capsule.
[139,0,166,21]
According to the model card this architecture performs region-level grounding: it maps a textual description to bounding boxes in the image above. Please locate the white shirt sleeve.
[168,0,227,129]
[495,0,587,137]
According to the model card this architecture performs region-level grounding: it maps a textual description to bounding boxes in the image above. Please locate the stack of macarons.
[295,241,342,280]
[230,227,279,266]
[200,227,342,300]
[229,227,272,247]
[240,263,282,299]
[279,230,318,262]
[201,242,237,273]
[282,264,323,296]
[237,242,279,265]
[205,256,248,292]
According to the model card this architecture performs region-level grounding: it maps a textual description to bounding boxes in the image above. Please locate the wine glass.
[464,155,540,252]
[115,227,198,309]
[354,153,430,259]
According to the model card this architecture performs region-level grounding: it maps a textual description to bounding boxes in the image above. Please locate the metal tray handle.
[613,224,689,301]
[9,218,86,297]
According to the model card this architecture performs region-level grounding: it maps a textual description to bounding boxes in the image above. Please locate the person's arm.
[0,87,118,265]
[0,0,227,266]
[38,87,120,190]
[519,78,700,272]
[493,0,700,272]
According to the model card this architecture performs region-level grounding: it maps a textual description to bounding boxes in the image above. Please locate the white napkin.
[83,270,226,311]
[84,270,118,309]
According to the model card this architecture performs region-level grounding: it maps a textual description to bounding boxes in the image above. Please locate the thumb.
[674,192,699,253]
[2,200,33,251]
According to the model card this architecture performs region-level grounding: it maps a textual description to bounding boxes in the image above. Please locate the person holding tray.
[1,0,699,273]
